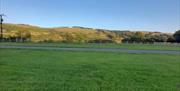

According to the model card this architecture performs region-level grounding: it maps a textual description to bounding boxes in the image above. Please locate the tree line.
[114,30,180,43]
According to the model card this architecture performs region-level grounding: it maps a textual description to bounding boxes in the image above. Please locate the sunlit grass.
[0,49,180,91]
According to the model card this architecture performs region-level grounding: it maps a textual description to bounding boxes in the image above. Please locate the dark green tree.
[174,30,180,43]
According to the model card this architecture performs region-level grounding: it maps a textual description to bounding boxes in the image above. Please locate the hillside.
[2,23,122,43]
[2,23,177,43]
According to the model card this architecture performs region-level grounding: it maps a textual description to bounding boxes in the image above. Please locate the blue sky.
[0,0,180,33]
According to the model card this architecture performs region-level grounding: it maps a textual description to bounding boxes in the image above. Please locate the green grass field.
[1,42,180,51]
[0,49,180,91]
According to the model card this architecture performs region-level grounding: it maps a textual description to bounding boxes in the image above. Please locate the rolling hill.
[2,23,122,43]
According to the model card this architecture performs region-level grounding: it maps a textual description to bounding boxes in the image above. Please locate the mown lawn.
[0,42,180,51]
[0,49,180,91]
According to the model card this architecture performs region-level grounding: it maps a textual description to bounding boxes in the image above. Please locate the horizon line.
[4,22,177,34]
